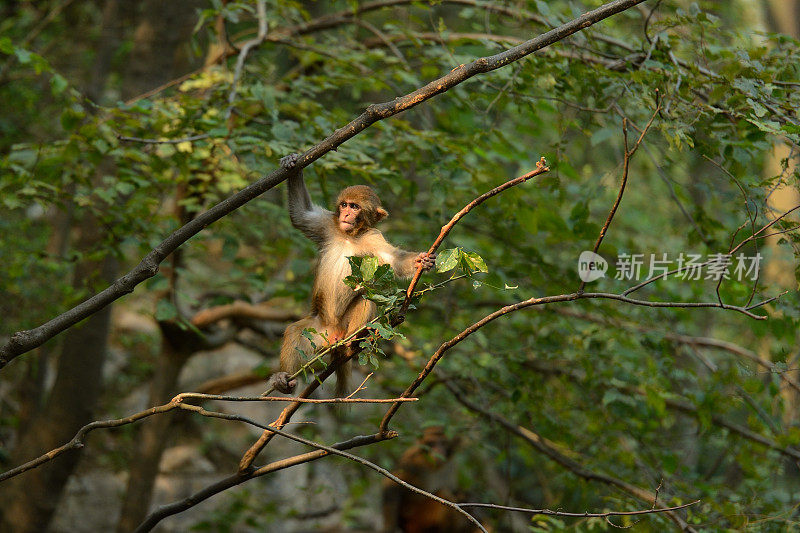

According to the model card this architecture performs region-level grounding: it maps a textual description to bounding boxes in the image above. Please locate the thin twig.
[380,288,780,432]
[115,133,210,144]
[224,0,268,120]
[621,204,800,297]
[579,99,661,293]
[551,307,800,395]
[173,391,416,404]
[240,360,342,471]
[445,381,698,532]
[0,392,414,483]
[521,354,800,461]
[459,500,698,518]
[135,405,485,533]
[345,372,374,399]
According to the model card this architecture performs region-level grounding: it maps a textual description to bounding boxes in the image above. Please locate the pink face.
[338,200,362,233]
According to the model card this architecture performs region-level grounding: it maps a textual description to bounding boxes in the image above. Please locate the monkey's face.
[338,199,362,234]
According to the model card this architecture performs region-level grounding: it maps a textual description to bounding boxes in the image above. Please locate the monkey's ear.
[375,206,389,222]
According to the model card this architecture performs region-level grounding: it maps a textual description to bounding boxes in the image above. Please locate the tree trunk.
[0,221,118,533]
[115,3,204,529]
[116,343,188,533]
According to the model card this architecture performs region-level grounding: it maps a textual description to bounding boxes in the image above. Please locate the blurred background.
[1,1,799,531]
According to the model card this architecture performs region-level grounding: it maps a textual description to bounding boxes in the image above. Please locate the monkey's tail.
[334,359,351,398]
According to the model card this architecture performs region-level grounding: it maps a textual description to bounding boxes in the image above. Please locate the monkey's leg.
[273,316,328,394]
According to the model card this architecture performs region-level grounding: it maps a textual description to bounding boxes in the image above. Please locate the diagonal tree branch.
[379,288,774,434]
[521,356,800,462]
[133,405,485,533]
[0,0,648,370]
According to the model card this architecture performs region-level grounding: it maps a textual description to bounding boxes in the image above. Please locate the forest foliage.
[1,0,799,531]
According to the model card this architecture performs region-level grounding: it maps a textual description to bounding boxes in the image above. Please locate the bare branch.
[522,356,800,461]
[224,0,268,120]
[459,500,699,519]
[239,360,341,471]
[135,429,401,533]
[551,307,800,395]
[0,392,413,483]
[173,391,417,404]
[622,203,800,297]
[380,289,777,432]
[135,405,485,533]
[579,101,661,293]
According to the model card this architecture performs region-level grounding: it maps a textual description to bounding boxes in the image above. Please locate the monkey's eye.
[340,201,348,208]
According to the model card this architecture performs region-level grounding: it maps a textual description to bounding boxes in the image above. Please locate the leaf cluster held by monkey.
[270,153,436,396]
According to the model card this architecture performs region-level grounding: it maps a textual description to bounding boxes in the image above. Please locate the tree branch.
[399,159,549,314]
[379,288,775,433]
[224,0,268,120]
[459,500,699,520]
[579,100,660,292]
[551,307,800,395]
[0,392,413,483]
[522,357,800,462]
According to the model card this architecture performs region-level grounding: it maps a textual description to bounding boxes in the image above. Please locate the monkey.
[271,153,436,395]
[382,426,481,533]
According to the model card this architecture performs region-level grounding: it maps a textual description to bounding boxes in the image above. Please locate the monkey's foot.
[280,153,299,169]
[270,372,297,394]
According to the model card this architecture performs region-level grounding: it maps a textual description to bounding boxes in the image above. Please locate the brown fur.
[382,428,480,533]
[336,185,389,233]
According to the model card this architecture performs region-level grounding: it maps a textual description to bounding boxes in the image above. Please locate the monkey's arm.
[282,154,332,246]
[369,233,436,278]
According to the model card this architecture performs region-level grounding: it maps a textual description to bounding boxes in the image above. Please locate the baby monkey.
[271,154,435,395]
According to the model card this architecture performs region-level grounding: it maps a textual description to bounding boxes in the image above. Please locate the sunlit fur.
[280,173,417,395]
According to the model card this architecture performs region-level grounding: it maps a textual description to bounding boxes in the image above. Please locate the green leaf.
[361,255,379,281]
[0,37,13,55]
[463,251,488,273]
[14,47,31,64]
[436,248,460,273]
[50,74,68,95]
[374,322,395,339]
[60,108,83,131]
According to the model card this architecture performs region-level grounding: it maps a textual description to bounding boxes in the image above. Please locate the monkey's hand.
[414,252,437,272]
[270,371,297,394]
[280,153,300,170]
